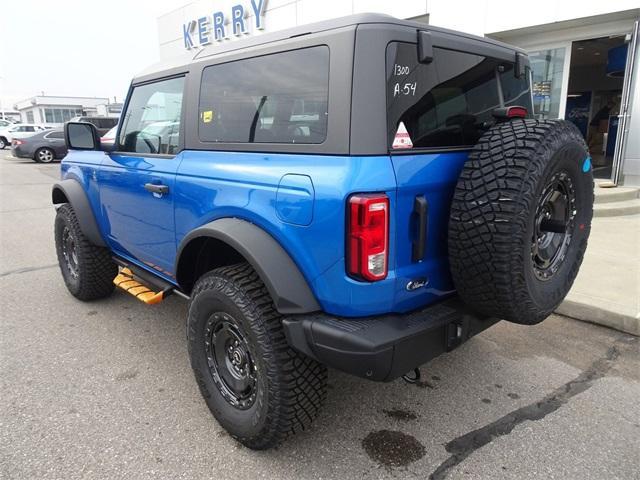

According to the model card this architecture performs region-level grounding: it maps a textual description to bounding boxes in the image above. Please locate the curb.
[556,300,639,336]
[593,199,640,217]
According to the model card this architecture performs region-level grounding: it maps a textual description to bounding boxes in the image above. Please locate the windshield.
[386,42,533,150]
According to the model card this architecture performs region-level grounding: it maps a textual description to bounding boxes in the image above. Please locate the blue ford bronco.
[53,14,593,449]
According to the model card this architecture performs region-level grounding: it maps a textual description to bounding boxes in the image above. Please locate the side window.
[25,126,35,132]
[119,76,185,155]
[47,131,65,139]
[199,46,329,144]
[386,43,532,149]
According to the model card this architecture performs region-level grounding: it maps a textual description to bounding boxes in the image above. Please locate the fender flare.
[52,179,106,247]
[176,218,320,314]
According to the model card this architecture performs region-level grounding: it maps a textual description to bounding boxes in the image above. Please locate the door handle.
[144,183,169,195]
[412,195,428,262]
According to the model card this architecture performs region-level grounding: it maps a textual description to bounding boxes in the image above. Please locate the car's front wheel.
[187,263,328,450]
[54,204,118,300]
[35,147,55,163]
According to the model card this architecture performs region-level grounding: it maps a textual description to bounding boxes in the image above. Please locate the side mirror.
[65,122,99,150]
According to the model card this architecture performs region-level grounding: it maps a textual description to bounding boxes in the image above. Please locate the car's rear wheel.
[35,147,55,163]
[54,204,118,301]
[187,263,328,450]
[448,119,593,325]
[0,137,7,149]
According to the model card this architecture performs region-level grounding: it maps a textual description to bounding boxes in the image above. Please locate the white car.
[0,124,48,149]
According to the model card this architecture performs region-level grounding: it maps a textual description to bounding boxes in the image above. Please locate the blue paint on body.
[61,148,469,317]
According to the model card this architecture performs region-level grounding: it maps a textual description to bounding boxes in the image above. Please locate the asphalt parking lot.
[1,149,639,480]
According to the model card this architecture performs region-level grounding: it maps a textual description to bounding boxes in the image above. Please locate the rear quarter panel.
[174,151,398,316]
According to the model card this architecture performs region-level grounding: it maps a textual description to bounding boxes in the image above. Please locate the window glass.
[199,46,329,144]
[47,131,64,139]
[119,76,184,154]
[45,109,54,123]
[386,43,533,149]
[529,48,566,120]
[98,118,117,129]
[26,111,34,123]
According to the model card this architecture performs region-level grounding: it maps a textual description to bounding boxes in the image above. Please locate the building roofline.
[14,95,111,104]
[136,12,524,80]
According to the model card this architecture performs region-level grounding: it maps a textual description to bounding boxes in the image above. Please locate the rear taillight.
[13,139,24,146]
[492,105,528,120]
[347,193,389,281]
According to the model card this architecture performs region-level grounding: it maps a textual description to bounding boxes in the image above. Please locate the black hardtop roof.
[134,13,525,82]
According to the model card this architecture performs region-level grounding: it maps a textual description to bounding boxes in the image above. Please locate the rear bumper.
[282,297,499,381]
[11,146,31,158]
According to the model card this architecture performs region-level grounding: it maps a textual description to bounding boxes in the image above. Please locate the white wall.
[157,0,428,60]
[427,0,640,36]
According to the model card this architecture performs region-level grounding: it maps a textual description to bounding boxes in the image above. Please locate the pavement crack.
[428,344,622,480]
[0,264,58,277]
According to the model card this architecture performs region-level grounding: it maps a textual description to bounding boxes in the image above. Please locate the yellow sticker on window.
[202,110,213,123]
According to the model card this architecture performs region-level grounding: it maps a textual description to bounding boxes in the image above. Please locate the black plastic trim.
[412,195,428,262]
[175,218,320,314]
[51,179,106,247]
[283,297,499,381]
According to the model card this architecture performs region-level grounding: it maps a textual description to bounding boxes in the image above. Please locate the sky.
[0,0,182,109]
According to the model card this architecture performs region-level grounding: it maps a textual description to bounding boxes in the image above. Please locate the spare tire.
[448,119,593,325]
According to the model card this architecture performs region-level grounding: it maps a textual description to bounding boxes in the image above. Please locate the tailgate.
[390,151,467,310]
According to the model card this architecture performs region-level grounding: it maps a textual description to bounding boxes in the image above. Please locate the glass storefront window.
[43,107,85,124]
[529,48,566,120]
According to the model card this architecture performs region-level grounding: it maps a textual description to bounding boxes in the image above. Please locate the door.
[98,76,185,278]
[385,42,534,311]
[612,20,639,184]
[44,130,67,156]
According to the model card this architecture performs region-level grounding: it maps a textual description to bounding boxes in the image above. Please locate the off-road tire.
[449,119,593,325]
[187,263,328,450]
[54,204,118,301]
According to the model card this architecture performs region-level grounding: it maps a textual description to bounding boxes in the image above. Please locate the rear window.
[46,131,64,139]
[199,46,329,144]
[386,43,532,150]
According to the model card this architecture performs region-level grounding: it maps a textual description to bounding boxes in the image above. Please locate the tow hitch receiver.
[446,318,469,351]
[113,267,172,305]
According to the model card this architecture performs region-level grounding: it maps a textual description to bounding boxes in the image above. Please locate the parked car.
[0,119,16,128]
[53,14,594,450]
[0,123,47,149]
[69,116,118,136]
[11,129,67,163]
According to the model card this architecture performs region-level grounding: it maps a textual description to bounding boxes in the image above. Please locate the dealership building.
[12,95,122,128]
[157,0,640,186]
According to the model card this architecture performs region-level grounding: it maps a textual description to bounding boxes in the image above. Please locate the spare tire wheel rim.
[61,226,79,279]
[204,312,258,410]
[531,170,576,281]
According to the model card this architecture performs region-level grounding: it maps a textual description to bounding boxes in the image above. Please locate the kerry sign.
[182,0,267,49]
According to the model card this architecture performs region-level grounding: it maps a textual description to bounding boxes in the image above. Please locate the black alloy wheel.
[205,312,258,410]
[61,225,80,280]
[531,171,576,281]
